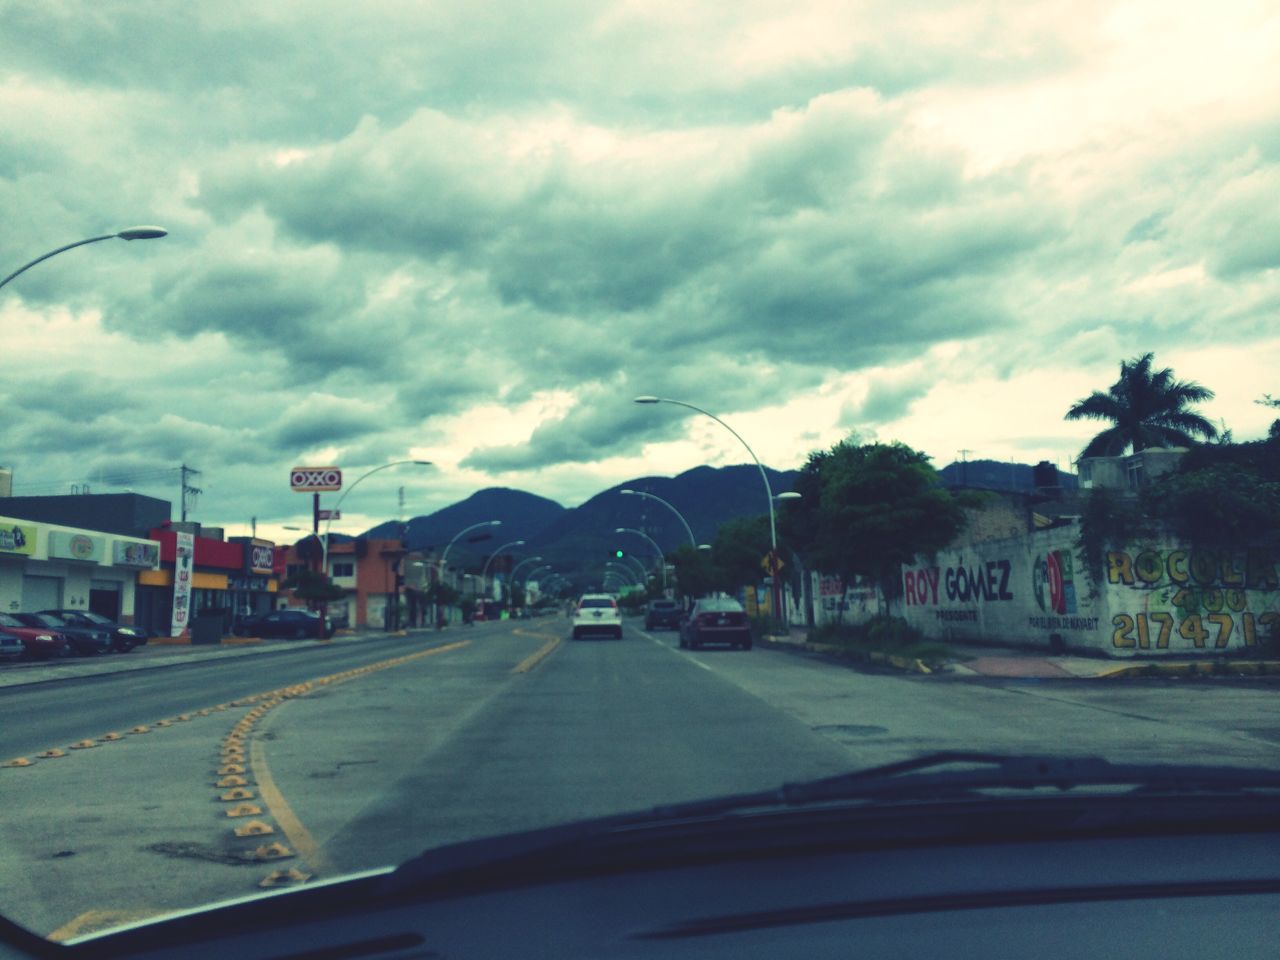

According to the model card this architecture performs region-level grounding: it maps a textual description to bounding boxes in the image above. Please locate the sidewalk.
[0,626,432,690]
[764,628,1280,680]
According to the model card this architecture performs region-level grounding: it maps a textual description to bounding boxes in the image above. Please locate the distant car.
[645,600,683,631]
[236,609,333,639]
[679,597,753,650]
[40,609,149,652]
[572,594,623,640]
[15,612,113,656]
[0,631,24,660]
[0,612,67,660]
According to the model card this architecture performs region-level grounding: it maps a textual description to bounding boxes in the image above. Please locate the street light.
[634,396,801,619]
[479,539,526,602]
[436,520,502,624]
[321,460,434,580]
[509,556,545,583]
[620,489,696,549]
[615,527,667,590]
[605,561,641,586]
[1,226,168,291]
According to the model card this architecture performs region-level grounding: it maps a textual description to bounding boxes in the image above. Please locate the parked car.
[0,631,24,661]
[644,599,683,631]
[235,609,333,639]
[0,613,67,660]
[39,609,149,652]
[572,594,623,640]
[14,613,113,656]
[679,597,753,650]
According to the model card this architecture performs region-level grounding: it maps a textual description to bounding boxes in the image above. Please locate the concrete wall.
[901,528,1280,657]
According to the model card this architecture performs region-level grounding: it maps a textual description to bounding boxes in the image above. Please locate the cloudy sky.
[2,1,1278,542]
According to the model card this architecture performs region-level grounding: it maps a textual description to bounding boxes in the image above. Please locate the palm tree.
[1066,353,1218,458]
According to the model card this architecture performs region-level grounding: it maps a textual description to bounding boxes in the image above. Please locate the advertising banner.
[0,523,37,556]
[290,467,342,492]
[246,542,275,575]
[171,531,195,638]
[114,540,160,568]
[48,531,105,563]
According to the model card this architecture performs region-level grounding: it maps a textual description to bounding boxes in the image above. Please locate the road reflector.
[217,775,248,787]
[4,757,33,767]
[218,763,245,775]
[70,740,98,750]
[251,842,294,861]
[175,714,192,722]
[259,868,310,888]
[225,803,263,818]
[36,749,67,759]
[99,732,123,742]
[155,720,173,727]
[220,788,255,801]
[233,820,274,837]
[195,709,212,716]
[129,726,151,734]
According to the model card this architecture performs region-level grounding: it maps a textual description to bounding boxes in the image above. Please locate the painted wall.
[901,528,1280,657]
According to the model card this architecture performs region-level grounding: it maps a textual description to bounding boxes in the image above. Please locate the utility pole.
[180,464,203,522]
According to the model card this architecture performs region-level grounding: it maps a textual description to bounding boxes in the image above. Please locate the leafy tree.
[669,544,721,599]
[1065,353,1218,457]
[710,515,772,592]
[779,439,971,594]
[280,568,345,605]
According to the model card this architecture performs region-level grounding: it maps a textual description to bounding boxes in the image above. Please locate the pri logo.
[1033,549,1077,616]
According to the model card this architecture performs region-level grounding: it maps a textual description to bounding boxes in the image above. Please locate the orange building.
[282,537,408,629]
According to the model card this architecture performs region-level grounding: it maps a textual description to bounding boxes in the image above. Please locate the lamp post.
[321,460,434,581]
[620,489,696,549]
[605,561,641,586]
[615,527,667,590]
[634,396,801,621]
[479,539,526,605]
[437,520,502,625]
[1,226,168,291]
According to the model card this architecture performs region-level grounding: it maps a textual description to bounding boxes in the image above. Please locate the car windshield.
[0,615,24,629]
[2,0,1278,947]
[20,614,62,628]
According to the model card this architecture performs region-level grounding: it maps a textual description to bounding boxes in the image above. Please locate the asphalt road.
[1,617,1278,940]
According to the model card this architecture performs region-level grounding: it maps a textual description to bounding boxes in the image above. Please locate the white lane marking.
[638,627,713,671]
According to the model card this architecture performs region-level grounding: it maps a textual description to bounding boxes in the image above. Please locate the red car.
[0,612,68,660]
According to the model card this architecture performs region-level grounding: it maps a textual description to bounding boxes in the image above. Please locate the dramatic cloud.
[1,1,1278,538]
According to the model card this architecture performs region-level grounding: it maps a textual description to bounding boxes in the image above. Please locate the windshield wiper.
[381,752,1280,896]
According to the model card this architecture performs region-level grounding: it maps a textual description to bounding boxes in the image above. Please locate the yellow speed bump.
[37,749,67,759]
[174,714,192,722]
[217,775,248,787]
[4,757,33,767]
[218,763,245,775]
[154,719,173,728]
[233,820,275,837]
[129,726,151,734]
[259,868,311,888]
[220,788,256,801]
[251,842,294,861]
[225,803,263,818]
[70,740,98,750]
[99,732,123,742]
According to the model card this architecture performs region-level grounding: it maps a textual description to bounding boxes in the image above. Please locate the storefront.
[228,538,286,621]
[0,514,159,622]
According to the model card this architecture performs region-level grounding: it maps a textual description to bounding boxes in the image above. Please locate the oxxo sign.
[290,467,343,492]
[248,544,275,575]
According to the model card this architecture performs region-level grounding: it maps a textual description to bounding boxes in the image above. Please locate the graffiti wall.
[1103,545,1280,654]
[902,529,1280,657]
[810,573,882,626]
[901,527,1101,650]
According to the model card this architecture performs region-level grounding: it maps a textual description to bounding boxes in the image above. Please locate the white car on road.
[572,594,623,640]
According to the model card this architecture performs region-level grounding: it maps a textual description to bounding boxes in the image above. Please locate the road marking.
[512,635,562,674]
[250,739,337,877]
[48,908,169,942]
[641,629,713,671]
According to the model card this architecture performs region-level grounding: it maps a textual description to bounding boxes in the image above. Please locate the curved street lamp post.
[615,527,668,590]
[1,227,168,292]
[436,520,502,625]
[620,489,696,549]
[634,396,800,621]
[479,539,526,604]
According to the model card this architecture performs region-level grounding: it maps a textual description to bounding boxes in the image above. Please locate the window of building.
[286,563,307,579]
[333,561,355,578]
[1126,459,1145,490]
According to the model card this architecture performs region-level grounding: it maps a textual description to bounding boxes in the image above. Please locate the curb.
[1097,659,1280,679]
[762,638,935,675]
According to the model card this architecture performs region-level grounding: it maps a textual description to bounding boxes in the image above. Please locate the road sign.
[317,509,341,520]
[761,551,784,575]
[290,467,342,492]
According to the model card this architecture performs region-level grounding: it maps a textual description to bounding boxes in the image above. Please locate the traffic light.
[614,549,624,558]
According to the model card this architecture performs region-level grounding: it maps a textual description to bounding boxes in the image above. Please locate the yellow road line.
[512,636,562,674]
[249,739,336,877]
[48,908,168,942]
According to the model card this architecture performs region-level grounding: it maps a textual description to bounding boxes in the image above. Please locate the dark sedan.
[40,609,149,652]
[235,609,333,639]
[678,597,753,650]
[15,613,113,656]
[644,600,683,631]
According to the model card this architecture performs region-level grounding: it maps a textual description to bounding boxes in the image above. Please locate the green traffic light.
[615,550,624,558]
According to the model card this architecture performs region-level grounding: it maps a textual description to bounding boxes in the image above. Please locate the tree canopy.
[779,439,971,587]
[1065,353,1218,458]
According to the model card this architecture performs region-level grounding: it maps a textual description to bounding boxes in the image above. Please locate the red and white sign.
[290,467,343,492]
[171,531,194,638]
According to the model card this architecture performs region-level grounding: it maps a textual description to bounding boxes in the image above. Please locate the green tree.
[1065,352,1218,457]
[669,544,721,599]
[779,439,971,593]
[280,568,345,605]
[710,515,771,591]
